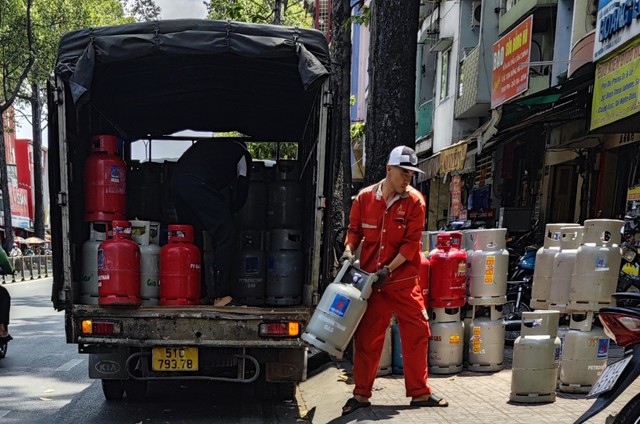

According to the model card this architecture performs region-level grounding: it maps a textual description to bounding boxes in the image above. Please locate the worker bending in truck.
[171,139,251,307]
[340,145,448,416]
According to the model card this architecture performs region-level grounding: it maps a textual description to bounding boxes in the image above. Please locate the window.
[440,49,450,101]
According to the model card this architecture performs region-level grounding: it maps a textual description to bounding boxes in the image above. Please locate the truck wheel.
[124,379,148,401]
[255,381,296,401]
[101,379,125,401]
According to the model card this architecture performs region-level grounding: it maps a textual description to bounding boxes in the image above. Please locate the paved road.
[298,343,640,423]
[0,278,305,423]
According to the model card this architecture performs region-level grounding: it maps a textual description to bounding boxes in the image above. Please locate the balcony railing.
[416,99,434,140]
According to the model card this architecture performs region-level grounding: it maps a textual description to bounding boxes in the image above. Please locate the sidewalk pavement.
[298,345,640,424]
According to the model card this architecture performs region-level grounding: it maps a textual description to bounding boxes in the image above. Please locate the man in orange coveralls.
[340,145,448,416]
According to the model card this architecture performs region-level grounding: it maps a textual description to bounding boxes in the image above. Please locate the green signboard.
[591,38,640,130]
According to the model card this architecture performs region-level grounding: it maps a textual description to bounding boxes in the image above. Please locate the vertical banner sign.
[450,175,462,218]
[491,15,534,108]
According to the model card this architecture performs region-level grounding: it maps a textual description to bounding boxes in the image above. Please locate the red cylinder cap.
[436,233,451,248]
[169,225,194,243]
[112,220,132,239]
[91,135,119,155]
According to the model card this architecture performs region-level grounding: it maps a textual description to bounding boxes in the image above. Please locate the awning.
[451,148,476,176]
[417,152,440,182]
[497,70,594,132]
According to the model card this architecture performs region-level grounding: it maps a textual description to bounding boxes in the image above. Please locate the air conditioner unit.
[471,1,482,28]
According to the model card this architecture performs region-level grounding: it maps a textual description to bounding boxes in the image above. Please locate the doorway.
[549,164,578,223]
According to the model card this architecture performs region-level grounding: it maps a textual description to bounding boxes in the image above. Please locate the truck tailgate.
[73,305,310,348]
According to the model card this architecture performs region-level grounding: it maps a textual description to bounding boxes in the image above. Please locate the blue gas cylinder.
[392,323,403,375]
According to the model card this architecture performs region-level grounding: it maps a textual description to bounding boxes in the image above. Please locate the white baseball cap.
[387,145,424,174]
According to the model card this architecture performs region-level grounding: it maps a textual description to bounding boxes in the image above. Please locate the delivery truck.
[48,19,334,401]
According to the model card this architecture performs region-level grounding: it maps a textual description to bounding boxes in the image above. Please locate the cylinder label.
[484,255,495,284]
[595,256,609,271]
[449,335,461,344]
[597,338,610,359]
[329,294,351,318]
[472,326,482,353]
[110,165,121,183]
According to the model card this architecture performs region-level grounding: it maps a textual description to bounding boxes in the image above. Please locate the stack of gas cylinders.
[426,232,467,374]
[526,219,622,395]
[81,134,127,305]
[464,229,509,372]
[233,160,304,306]
[81,134,202,307]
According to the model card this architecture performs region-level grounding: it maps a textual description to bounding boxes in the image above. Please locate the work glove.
[372,267,391,288]
[339,250,354,264]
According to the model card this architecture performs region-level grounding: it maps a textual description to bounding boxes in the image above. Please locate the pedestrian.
[171,138,251,307]
[339,145,448,416]
[10,243,22,273]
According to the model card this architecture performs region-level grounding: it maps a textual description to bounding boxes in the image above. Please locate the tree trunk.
[31,82,45,239]
[364,0,420,185]
[273,0,282,25]
[339,0,352,222]
[0,112,14,251]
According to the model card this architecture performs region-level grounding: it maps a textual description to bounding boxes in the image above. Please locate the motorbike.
[503,245,536,344]
[618,241,640,298]
[574,292,640,424]
[0,334,8,359]
[503,221,539,345]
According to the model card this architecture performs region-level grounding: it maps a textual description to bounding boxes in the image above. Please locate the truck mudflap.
[125,350,260,383]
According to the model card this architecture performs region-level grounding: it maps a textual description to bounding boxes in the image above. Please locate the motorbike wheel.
[0,341,7,359]
[612,392,640,424]
[503,297,531,346]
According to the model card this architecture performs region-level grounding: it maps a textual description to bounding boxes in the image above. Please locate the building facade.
[415,0,638,235]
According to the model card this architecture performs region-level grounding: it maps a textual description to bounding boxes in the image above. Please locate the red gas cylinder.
[159,225,201,305]
[98,220,141,306]
[429,233,467,308]
[419,242,430,305]
[85,135,126,222]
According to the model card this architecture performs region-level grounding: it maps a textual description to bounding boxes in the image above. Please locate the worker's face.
[386,165,414,193]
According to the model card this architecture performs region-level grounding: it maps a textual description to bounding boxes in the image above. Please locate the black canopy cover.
[55,19,331,142]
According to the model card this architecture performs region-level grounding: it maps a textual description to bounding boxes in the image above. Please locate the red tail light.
[81,320,122,336]
[259,322,300,338]
[599,312,640,347]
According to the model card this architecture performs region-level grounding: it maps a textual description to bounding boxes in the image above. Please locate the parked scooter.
[618,242,640,296]
[574,292,640,423]
[503,246,536,344]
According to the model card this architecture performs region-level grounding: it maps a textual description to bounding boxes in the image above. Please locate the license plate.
[587,355,632,398]
[152,347,198,371]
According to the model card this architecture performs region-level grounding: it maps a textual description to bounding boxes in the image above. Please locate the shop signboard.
[628,186,640,202]
[439,142,468,174]
[591,38,640,130]
[491,15,533,109]
[594,0,640,61]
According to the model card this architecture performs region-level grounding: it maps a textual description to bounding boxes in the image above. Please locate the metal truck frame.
[48,19,334,401]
